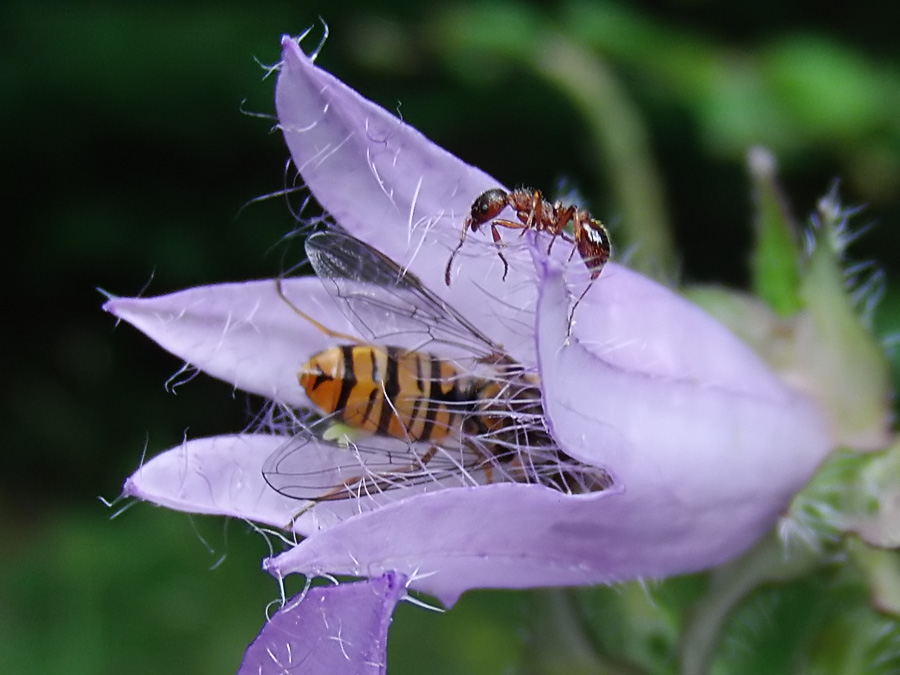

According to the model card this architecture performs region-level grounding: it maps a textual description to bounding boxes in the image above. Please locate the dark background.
[4,1,899,673]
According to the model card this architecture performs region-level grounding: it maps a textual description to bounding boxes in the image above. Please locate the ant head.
[468,188,509,230]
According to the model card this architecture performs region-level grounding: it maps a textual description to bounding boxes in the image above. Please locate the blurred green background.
[4,1,899,673]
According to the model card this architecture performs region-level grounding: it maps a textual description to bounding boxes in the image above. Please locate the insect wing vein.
[305,229,500,362]
[262,428,488,500]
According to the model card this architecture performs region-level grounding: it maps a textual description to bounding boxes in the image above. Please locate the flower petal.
[124,434,366,534]
[264,484,623,607]
[276,35,492,275]
[566,262,797,401]
[125,432,488,536]
[104,279,358,408]
[238,572,406,675]
[532,247,830,488]
[264,474,811,608]
[260,246,831,608]
[276,35,538,361]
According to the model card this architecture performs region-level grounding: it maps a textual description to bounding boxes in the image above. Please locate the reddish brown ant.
[444,188,611,328]
[444,187,611,286]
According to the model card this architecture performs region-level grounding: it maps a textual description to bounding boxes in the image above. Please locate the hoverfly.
[444,187,611,329]
[263,228,611,504]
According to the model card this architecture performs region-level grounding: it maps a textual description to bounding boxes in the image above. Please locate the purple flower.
[106,34,832,673]
[238,572,405,675]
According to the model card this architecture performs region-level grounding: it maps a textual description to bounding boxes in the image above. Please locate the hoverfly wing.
[262,428,490,502]
[305,229,501,362]
[306,227,409,288]
[261,432,350,501]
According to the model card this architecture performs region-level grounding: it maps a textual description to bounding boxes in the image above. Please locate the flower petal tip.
[101,297,123,317]
[121,476,140,500]
[280,33,302,61]
[238,572,407,675]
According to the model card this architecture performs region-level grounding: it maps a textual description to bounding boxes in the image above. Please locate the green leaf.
[747,148,803,315]
[793,193,892,450]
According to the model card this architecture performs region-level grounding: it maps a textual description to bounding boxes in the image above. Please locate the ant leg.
[544,205,576,255]
[444,219,473,286]
[564,220,609,337]
[444,242,462,286]
[491,218,528,231]
[570,236,610,337]
[554,205,576,232]
[547,233,559,255]
[566,283,592,338]
[546,229,576,257]
[527,191,543,228]
[490,223,510,281]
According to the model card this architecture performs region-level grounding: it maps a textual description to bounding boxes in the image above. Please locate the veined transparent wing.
[304,228,509,365]
[261,412,613,502]
[262,420,505,502]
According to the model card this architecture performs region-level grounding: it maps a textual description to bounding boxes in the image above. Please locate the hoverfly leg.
[275,277,362,344]
[282,470,371,531]
[285,500,316,531]
[459,436,497,485]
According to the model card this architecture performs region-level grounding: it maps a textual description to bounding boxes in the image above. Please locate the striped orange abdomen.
[299,346,470,443]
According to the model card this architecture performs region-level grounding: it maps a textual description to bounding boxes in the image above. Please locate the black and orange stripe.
[299,345,476,443]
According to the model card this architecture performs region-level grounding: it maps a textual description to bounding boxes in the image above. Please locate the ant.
[444,188,611,329]
[445,188,611,285]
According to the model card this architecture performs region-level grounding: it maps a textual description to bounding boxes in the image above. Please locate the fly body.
[265,228,611,503]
